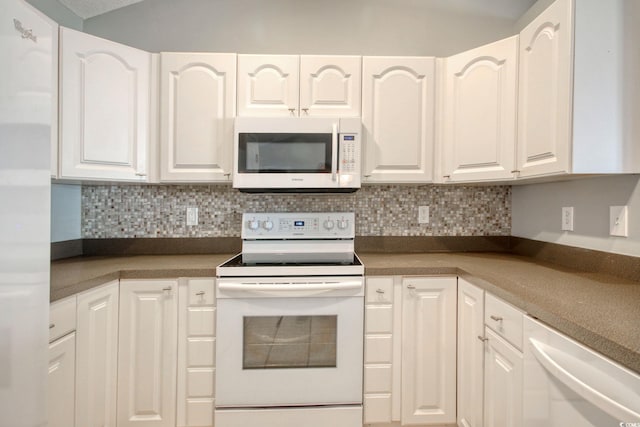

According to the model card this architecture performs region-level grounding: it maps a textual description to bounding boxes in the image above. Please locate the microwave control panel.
[339,134,358,174]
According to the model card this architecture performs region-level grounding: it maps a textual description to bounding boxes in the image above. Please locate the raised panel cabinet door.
[118,280,179,427]
[401,277,457,425]
[176,278,216,427]
[48,332,76,427]
[59,26,150,181]
[516,0,573,178]
[457,279,485,427]
[299,55,361,117]
[237,54,299,117]
[160,53,236,182]
[443,36,518,182]
[75,281,119,427]
[484,328,523,427]
[362,57,436,183]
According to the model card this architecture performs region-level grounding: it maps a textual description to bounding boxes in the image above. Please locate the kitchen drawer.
[366,277,394,304]
[364,335,393,364]
[49,295,77,342]
[485,293,523,350]
[364,394,392,424]
[187,278,215,306]
[364,365,392,393]
[365,305,393,334]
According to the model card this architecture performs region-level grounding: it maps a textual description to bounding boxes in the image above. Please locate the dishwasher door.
[523,316,640,427]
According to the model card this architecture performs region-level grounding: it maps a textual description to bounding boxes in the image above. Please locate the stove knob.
[262,220,274,231]
[337,219,348,230]
[247,220,260,230]
[323,219,335,230]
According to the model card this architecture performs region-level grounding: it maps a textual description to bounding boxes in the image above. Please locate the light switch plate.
[418,206,429,224]
[561,207,574,231]
[610,206,628,237]
[186,207,198,226]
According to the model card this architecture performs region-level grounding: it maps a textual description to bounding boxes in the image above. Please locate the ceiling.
[58,0,144,19]
[58,0,538,20]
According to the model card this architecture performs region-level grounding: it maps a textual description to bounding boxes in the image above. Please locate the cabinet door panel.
[76,281,119,427]
[401,277,457,425]
[118,280,178,427]
[160,53,235,182]
[60,27,149,181]
[484,328,523,427]
[48,333,76,427]
[517,0,572,177]
[237,54,299,117]
[443,37,517,182]
[457,279,485,427]
[362,57,435,182]
[299,55,361,117]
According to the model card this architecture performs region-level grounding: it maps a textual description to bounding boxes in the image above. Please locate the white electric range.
[215,212,364,427]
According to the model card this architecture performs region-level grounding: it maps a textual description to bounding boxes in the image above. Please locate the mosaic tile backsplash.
[82,185,511,238]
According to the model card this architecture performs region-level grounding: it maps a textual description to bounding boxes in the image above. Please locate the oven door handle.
[218,281,362,294]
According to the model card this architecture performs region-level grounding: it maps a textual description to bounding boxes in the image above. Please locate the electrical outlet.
[186,207,198,226]
[610,206,628,237]
[561,207,574,231]
[418,206,430,224]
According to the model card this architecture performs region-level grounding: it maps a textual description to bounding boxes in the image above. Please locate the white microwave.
[233,117,361,193]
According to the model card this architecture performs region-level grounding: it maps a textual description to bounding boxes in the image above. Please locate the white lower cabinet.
[48,296,77,427]
[483,328,523,427]
[456,280,524,427]
[75,281,120,427]
[48,331,76,427]
[457,279,485,427]
[364,276,457,427]
[402,277,457,425]
[364,277,396,425]
[176,278,216,427]
[117,279,179,427]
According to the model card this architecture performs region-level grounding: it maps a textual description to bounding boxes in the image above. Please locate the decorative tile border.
[82,184,511,238]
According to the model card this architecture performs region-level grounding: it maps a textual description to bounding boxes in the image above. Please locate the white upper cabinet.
[237,54,361,117]
[59,27,151,181]
[237,54,299,117]
[160,52,236,182]
[442,36,518,182]
[362,57,436,183]
[517,0,572,178]
[517,0,640,177]
[299,55,361,117]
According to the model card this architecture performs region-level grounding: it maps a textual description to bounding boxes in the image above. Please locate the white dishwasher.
[523,316,640,426]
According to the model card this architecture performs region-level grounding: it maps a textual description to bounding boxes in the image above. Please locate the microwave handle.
[331,122,338,181]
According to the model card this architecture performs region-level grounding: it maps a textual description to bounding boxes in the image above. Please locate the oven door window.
[238,133,332,173]
[243,315,337,369]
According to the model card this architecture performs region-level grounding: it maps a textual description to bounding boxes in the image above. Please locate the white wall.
[512,175,640,257]
[82,0,518,56]
[51,184,81,242]
[26,0,83,30]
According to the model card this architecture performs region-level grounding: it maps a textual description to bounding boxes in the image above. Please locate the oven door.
[215,277,364,408]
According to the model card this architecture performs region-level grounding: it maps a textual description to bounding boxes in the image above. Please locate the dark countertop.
[51,252,640,374]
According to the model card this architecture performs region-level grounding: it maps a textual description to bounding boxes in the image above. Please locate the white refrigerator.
[0,1,57,426]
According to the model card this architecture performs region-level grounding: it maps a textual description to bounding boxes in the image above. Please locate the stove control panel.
[242,212,355,239]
